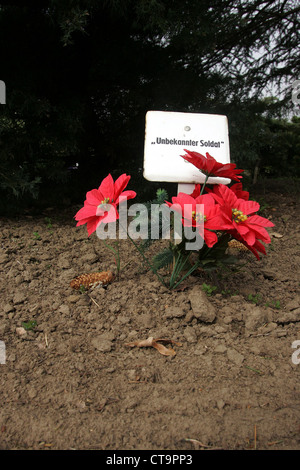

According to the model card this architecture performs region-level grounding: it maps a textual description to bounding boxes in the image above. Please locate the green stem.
[172,259,201,290]
[170,252,184,287]
[170,249,201,289]
[200,174,210,195]
[101,239,121,275]
[119,222,168,288]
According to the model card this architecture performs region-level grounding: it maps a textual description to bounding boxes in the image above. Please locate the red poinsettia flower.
[230,183,249,200]
[214,184,274,246]
[229,232,267,260]
[188,184,201,198]
[181,149,244,182]
[207,182,249,204]
[75,173,136,236]
[166,192,225,247]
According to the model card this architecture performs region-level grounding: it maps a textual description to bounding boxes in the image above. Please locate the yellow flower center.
[98,197,111,212]
[232,208,247,223]
[101,197,110,204]
[192,210,207,223]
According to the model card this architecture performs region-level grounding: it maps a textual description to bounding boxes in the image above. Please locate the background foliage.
[0,0,299,213]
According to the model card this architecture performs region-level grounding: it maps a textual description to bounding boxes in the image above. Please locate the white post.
[174,183,195,245]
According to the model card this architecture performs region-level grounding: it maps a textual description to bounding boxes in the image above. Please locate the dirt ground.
[0,184,299,451]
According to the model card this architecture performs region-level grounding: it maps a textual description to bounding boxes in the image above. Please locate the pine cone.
[227,239,249,252]
[70,271,115,290]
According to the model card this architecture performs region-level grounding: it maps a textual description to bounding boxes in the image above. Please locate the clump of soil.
[0,189,299,450]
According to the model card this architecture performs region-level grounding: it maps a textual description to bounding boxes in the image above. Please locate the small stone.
[165,306,186,318]
[16,327,27,338]
[57,257,71,269]
[127,369,137,381]
[275,329,288,337]
[66,294,81,303]
[91,335,113,352]
[215,344,227,353]
[216,399,225,410]
[81,253,99,264]
[285,297,300,311]
[276,310,300,324]
[227,348,244,366]
[3,303,15,314]
[58,305,70,315]
[244,306,269,333]
[188,287,216,323]
[193,345,207,355]
[215,326,227,334]
[185,311,194,323]
[13,292,27,305]
[261,322,277,333]
[183,326,197,343]
[136,313,155,328]
[223,316,233,324]
[0,253,8,264]
[27,388,37,399]
[230,295,244,303]
[117,315,131,325]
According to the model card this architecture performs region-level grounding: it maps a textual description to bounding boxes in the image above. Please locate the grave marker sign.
[143,110,231,189]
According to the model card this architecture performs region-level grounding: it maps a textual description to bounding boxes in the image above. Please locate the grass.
[33,231,41,240]
[248,293,261,305]
[202,283,217,296]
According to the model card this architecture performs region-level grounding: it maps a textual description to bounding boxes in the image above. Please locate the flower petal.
[86,189,103,206]
[98,174,115,201]
[86,217,101,236]
[237,200,260,215]
[101,205,119,224]
[115,190,137,205]
[113,174,131,202]
[75,204,97,221]
[203,229,218,247]
[247,214,275,228]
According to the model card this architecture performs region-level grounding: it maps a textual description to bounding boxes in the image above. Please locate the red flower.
[230,232,267,260]
[75,173,136,236]
[166,192,225,247]
[207,182,249,204]
[215,184,274,246]
[188,184,201,198]
[181,149,244,182]
[230,183,249,200]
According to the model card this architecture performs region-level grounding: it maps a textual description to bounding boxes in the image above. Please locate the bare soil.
[0,187,299,450]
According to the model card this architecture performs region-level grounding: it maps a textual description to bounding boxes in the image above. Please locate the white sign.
[143,111,231,185]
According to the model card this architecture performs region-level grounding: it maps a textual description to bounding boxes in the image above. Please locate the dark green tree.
[0,0,299,212]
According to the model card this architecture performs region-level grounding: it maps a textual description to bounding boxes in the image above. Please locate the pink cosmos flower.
[75,173,136,236]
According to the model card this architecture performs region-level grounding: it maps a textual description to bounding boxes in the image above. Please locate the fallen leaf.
[269,232,284,238]
[125,336,182,356]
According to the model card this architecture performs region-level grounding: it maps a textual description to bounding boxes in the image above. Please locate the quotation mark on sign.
[291,80,300,107]
[291,340,300,365]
